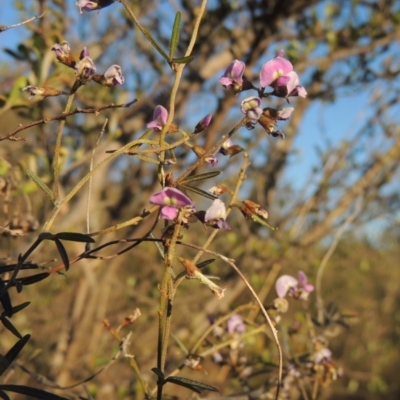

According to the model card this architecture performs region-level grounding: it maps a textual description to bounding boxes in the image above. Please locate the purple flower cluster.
[219,50,306,137]
[275,271,314,300]
[51,41,124,87]
[149,188,230,230]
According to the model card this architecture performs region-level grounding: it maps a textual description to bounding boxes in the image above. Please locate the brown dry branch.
[0,99,137,141]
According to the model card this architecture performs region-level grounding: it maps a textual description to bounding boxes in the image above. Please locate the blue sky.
[1,1,396,237]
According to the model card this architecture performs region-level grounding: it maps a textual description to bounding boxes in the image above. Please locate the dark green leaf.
[3,49,24,61]
[0,335,30,375]
[26,169,54,201]
[0,385,68,400]
[180,171,221,185]
[0,356,10,379]
[54,239,69,271]
[179,184,217,200]
[0,389,10,400]
[172,55,195,64]
[166,376,219,393]
[151,367,165,381]
[0,278,12,317]
[9,302,30,315]
[0,263,39,274]
[15,281,23,293]
[55,232,95,243]
[18,273,49,286]
[169,11,181,59]
[196,259,215,269]
[0,317,22,339]
[38,232,54,241]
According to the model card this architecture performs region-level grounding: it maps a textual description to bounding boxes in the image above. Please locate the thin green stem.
[52,93,75,201]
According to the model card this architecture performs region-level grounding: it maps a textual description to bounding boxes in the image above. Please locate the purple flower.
[74,55,96,80]
[147,105,168,132]
[275,275,298,298]
[219,60,245,91]
[76,0,115,13]
[297,271,314,293]
[240,96,263,122]
[272,71,307,99]
[22,86,45,100]
[275,271,314,299]
[149,187,194,220]
[103,65,124,86]
[260,50,293,88]
[205,153,218,167]
[194,113,212,134]
[313,348,332,364]
[227,314,246,334]
[79,47,89,60]
[51,41,70,59]
[205,199,230,230]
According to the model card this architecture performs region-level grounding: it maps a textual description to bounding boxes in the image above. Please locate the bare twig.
[0,99,137,141]
[0,12,45,33]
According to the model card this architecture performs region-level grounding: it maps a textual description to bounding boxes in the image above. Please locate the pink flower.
[149,187,194,220]
[219,60,246,91]
[103,65,124,86]
[227,314,246,334]
[275,275,299,298]
[76,0,115,13]
[147,105,168,132]
[260,50,293,88]
[240,96,263,122]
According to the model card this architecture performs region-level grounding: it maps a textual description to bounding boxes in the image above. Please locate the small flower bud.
[194,113,212,134]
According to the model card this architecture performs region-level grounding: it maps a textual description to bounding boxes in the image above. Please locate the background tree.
[1,0,399,399]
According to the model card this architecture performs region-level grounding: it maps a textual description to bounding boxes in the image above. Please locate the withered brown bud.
[180,258,199,278]
[165,172,174,187]
[223,144,243,157]
[257,113,276,133]
[242,200,268,220]
[209,183,229,196]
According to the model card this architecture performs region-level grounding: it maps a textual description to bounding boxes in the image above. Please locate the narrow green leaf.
[196,259,215,269]
[171,333,188,355]
[0,317,22,339]
[179,184,217,200]
[169,11,181,60]
[18,273,49,286]
[171,55,195,64]
[251,214,276,230]
[0,385,68,400]
[0,278,12,317]
[151,367,165,381]
[39,232,55,241]
[180,171,221,185]
[54,239,69,271]
[25,169,54,202]
[3,302,30,316]
[0,389,10,400]
[141,27,169,61]
[1,334,30,374]
[55,232,95,243]
[166,376,219,393]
